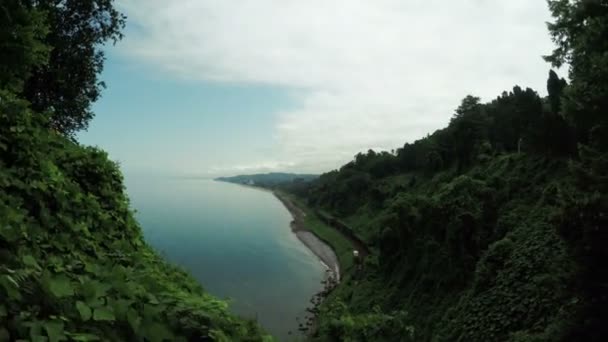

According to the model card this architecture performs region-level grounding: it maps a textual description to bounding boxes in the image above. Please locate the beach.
[273,192,341,283]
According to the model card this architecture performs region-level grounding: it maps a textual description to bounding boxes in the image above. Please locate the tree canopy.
[0,1,50,93]
[546,0,608,145]
[20,0,126,135]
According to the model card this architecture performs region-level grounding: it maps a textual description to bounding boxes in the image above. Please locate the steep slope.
[303,155,578,341]
[277,81,607,340]
[0,92,271,341]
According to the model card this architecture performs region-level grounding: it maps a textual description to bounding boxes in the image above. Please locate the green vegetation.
[0,1,270,341]
[276,1,608,340]
[20,0,126,135]
[3,0,607,341]
[0,93,272,341]
[276,191,354,272]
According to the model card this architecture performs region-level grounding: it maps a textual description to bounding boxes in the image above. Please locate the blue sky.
[80,47,296,176]
[80,0,558,177]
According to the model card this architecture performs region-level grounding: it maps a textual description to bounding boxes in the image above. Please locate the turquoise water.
[124,177,325,340]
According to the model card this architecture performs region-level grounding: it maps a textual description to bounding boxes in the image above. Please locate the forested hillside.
[216,173,318,188]
[279,1,608,340]
[0,1,270,340]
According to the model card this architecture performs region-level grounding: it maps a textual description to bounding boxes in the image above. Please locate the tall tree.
[547,69,568,114]
[486,86,544,153]
[0,1,49,92]
[545,0,608,145]
[21,0,126,135]
[449,95,488,168]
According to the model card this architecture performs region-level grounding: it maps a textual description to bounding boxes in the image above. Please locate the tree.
[545,0,608,145]
[449,95,489,168]
[0,1,50,92]
[485,86,546,154]
[21,0,126,135]
[547,69,568,114]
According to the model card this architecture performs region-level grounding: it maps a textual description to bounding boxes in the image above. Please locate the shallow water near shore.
[125,176,326,340]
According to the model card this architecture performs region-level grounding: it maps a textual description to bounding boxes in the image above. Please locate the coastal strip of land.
[216,178,356,281]
[273,191,342,282]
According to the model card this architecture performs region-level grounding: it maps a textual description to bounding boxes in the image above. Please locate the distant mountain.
[215,172,318,188]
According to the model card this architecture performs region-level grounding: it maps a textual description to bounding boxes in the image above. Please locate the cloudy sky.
[80,0,558,177]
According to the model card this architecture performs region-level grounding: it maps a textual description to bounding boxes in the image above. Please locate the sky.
[79,0,560,177]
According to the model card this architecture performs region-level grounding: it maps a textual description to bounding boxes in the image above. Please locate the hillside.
[2,0,606,341]
[216,173,318,188]
[0,93,272,341]
[275,2,608,339]
[0,2,271,340]
[280,105,606,341]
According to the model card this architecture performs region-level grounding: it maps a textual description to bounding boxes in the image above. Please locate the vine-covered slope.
[0,92,271,341]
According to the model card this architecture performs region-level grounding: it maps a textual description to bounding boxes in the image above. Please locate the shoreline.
[214,179,341,282]
[273,191,341,283]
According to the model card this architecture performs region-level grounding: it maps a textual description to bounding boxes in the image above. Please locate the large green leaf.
[0,274,21,300]
[127,309,142,333]
[22,254,41,270]
[75,301,92,321]
[48,275,74,298]
[111,299,133,320]
[44,320,66,342]
[82,280,110,303]
[141,321,174,342]
[93,307,115,322]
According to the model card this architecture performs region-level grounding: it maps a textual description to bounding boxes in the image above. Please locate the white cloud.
[118,0,556,173]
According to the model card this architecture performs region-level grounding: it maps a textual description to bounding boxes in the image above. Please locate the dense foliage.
[0,3,271,341]
[0,93,275,341]
[278,1,608,340]
[19,0,126,135]
[0,0,50,94]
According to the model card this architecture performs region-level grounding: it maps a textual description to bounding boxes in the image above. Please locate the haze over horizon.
[79,0,560,177]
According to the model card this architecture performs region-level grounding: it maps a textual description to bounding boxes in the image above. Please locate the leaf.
[48,275,74,298]
[127,309,141,333]
[44,320,66,342]
[112,299,133,320]
[0,274,21,300]
[82,280,110,304]
[76,301,92,321]
[142,321,174,342]
[22,255,41,270]
[0,224,20,243]
[93,307,115,322]
[147,293,160,305]
[28,321,44,341]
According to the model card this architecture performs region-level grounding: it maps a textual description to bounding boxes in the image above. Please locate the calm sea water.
[124,176,325,340]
